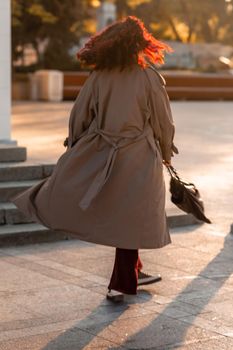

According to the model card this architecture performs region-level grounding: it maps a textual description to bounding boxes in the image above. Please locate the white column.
[0,0,16,144]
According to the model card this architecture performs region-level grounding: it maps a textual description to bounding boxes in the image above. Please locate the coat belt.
[79,120,157,210]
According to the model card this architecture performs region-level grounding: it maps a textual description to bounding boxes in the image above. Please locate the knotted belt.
[79,118,157,210]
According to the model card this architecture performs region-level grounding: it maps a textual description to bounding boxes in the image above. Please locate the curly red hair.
[77,16,172,70]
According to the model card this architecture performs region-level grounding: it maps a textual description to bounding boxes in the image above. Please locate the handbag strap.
[166,165,197,190]
[166,164,180,181]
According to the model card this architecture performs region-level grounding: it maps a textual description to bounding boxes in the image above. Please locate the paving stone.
[80,313,221,349]
[44,254,114,279]
[30,259,89,278]
[0,254,98,289]
[10,244,115,278]
[195,309,233,333]
[0,329,126,350]
[0,301,36,324]
[154,335,233,350]
[175,287,231,304]
[0,239,94,260]
[0,331,64,350]
[2,249,113,285]
[198,300,233,326]
[172,231,233,261]
[142,245,215,267]
[0,296,140,347]
[175,289,233,313]
[142,301,210,320]
[0,260,66,292]
[2,298,126,331]
[180,314,233,338]
[0,318,102,345]
[2,284,107,321]
[35,243,114,263]
[42,330,125,350]
[4,254,113,290]
[139,275,221,298]
[177,337,233,350]
[199,259,233,280]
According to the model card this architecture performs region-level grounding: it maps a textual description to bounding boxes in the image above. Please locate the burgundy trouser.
[108,248,143,295]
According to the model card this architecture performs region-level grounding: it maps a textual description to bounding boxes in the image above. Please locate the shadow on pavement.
[116,232,233,349]
[41,291,152,350]
[41,232,233,349]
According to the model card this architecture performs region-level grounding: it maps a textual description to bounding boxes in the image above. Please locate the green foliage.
[12,0,91,71]
[126,0,233,44]
[12,0,233,72]
[27,3,57,23]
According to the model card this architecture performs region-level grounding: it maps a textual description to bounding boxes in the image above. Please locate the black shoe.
[137,271,162,286]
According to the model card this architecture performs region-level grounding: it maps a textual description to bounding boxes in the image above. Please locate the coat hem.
[51,226,172,250]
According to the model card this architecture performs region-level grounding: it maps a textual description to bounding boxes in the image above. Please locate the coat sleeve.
[145,68,178,162]
[65,70,98,149]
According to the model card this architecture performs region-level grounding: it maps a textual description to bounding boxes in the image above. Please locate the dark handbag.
[166,165,211,224]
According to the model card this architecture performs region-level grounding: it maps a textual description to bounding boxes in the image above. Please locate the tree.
[12,0,92,70]
[12,0,233,71]
[114,0,233,44]
[12,0,57,66]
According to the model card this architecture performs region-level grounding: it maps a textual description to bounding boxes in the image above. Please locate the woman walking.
[12,16,178,301]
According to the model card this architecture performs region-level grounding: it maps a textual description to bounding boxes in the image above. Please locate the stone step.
[0,209,200,247]
[0,145,27,162]
[0,202,33,225]
[167,210,199,228]
[0,162,55,181]
[0,223,72,247]
[0,180,39,202]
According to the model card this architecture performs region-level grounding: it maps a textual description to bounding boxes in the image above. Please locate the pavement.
[1,225,233,349]
[0,100,231,349]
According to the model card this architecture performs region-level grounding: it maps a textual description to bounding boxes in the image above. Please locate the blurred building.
[96,1,116,31]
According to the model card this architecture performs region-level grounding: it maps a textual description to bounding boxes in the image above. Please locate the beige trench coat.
[11,64,177,249]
